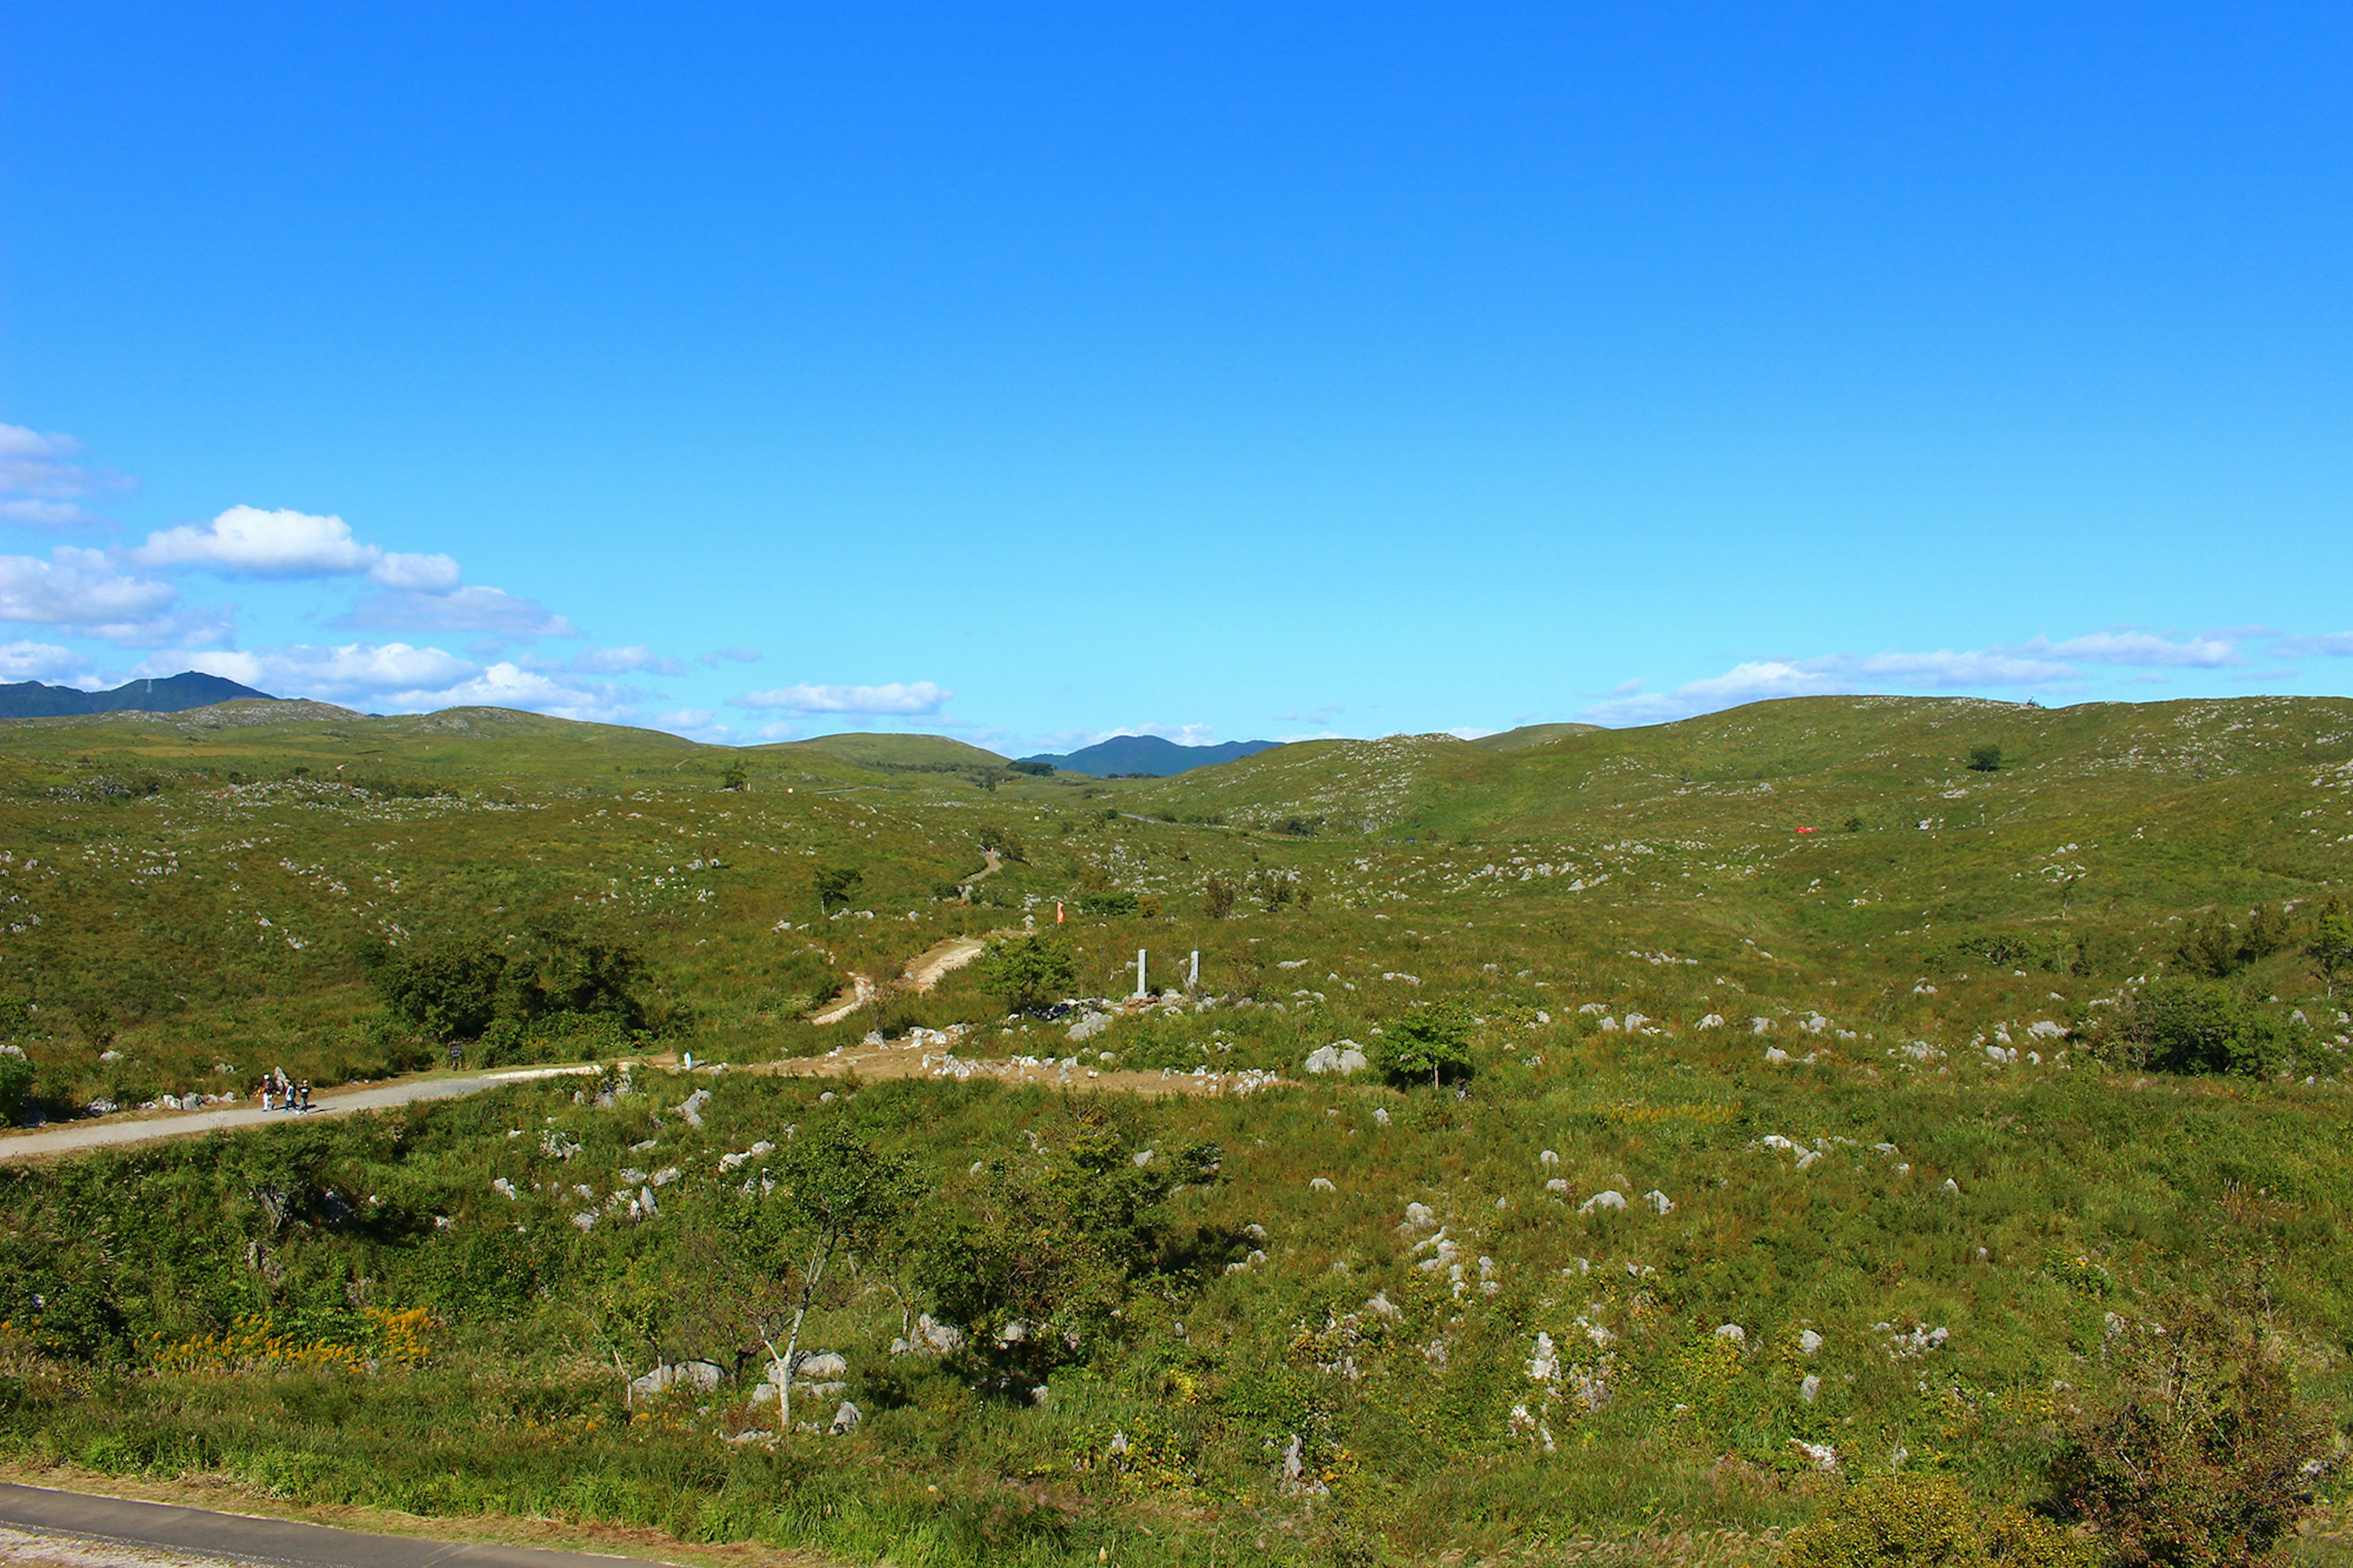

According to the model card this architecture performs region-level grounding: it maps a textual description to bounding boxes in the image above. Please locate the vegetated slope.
[1,694,2350,1568]
[1023,734,1280,776]
[1467,721,1600,751]
[775,732,1010,770]
[0,671,276,719]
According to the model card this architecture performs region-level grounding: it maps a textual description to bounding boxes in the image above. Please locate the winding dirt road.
[0,1066,599,1164]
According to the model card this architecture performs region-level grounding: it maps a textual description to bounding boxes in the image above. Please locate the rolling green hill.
[1466,720,1602,751]
[1,693,2348,1568]
[773,731,1012,770]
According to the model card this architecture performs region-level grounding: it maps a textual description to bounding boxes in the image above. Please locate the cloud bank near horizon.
[7,426,2353,751]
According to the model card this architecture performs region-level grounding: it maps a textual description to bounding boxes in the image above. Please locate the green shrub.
[2115,979,2284,1077]
[0,1044,32,1118]
[1784,1475,2097,1568]
[2044,1301,2335,1568]
[972,934,1076,1014]
[1781,1473,1990,1568]
[1377,1002,1473,1089]
[368,937,506,1042]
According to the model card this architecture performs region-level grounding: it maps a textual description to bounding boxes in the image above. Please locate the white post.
[1188,950,1199,990]
[1135,949,1147,998]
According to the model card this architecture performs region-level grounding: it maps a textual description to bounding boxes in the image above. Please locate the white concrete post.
[1134,949,1148,998]
[1188,950,1199,990]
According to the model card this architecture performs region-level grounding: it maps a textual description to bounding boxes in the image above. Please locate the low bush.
[2112,979,2286,1077]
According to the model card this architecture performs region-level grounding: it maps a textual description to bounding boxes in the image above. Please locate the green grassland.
[1,694,2349,1567]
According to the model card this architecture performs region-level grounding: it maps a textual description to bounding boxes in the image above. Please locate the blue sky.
[4,2,2351,752]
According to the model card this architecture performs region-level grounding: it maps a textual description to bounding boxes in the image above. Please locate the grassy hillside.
[1,694,2348,1568]
[776,732,1012,770]
[1468,721,1601,751]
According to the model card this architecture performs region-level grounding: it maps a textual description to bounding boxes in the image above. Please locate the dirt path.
[758,1030,1287,1099]
[807,853,1007,1026]
[0,1066,601,1164]
[809,926,1002,1026]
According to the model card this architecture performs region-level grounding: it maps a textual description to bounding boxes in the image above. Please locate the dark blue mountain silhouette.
[1020,734,1278,777]
[0,672,278,719]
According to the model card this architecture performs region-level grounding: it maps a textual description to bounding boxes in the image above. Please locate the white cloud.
[371,551,462,591]
[0,547,203,643]
[570,645,686,676]
[337,585,575,637]
[735,680,950,715]
[162,642,477,700]
[1579,628,2264,726]
[0,425,124,525]
[134,506,382,577]
[1447,725,1500,740]
[2025,631,2243,668]
[1107,722,1216,745]
[382,662,638,723]
[656,708,715,729]
[0,640,91,683]
[2270,632,2353,657]
[703,646,762,665]
[1,499,88,526]
[153,643,638,722]
[1846,650,2076,687]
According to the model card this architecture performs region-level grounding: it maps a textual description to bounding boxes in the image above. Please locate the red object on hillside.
[1797,827,1816,833]
[1056,901,1066,923]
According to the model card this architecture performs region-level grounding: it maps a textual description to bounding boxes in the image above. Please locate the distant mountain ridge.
[0,672,278,719]
[1022,734,1279,777]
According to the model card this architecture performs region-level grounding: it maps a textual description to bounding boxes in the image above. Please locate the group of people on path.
[257,1067,312,1113]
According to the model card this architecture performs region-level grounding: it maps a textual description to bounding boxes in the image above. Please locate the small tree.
[814,865,863,914]
[974,934,1076,1015]
[1379,1002,1474,1090]
[1967,743,2004,773]
[720,761,748,792]
[2308,898,2353,998]
[368,939,506,1041]
[732,1123,911,1432]
[1202,875,1236,919]
[74,1004,116,1053]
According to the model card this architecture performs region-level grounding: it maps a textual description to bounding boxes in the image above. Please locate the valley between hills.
[0,693,2346,1568]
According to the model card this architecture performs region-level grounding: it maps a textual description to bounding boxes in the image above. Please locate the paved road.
[0,1066,599,1163]
[0,1483,683,1568]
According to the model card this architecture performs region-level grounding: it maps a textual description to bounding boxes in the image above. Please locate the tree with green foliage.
[2172,915,2245,979]
[719,761,748,792]
[973,934,1076,1014]
[1379,1001,1474,1089]
[2241,903,2292,961]
[2115,977,2285,1077]
[1967,743,2003,772]
[2308,898,2353,998]
[813,865,863,914]
[504,918,649,1029]
[917,1130,1221,1388]
[366,938,506,1042]
[729,1123,911,1433]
